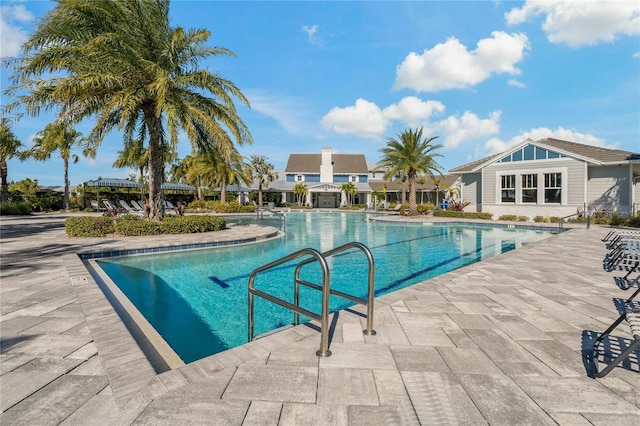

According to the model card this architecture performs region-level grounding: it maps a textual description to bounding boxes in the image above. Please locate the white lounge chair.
[119,200,145,216]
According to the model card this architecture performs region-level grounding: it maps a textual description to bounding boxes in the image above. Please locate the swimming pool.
[95,212,555,363]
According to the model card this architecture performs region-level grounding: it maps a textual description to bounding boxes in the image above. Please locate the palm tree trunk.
[408,176,418,216]
[220,175,227,203]
[1,158,9,202]
[63,157,70,211]
[144,105,164,221]
[258,183,263,206]
[139,166,145,202]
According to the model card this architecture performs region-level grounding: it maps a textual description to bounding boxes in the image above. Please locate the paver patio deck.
[1,213,640,425]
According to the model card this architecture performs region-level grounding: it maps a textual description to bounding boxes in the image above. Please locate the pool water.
[96,212,554,362]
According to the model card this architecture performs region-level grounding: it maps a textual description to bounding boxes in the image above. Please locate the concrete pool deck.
[1,213,639,425]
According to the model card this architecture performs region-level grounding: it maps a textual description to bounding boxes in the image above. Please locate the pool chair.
[592,297,640,378]
[119,200,145,216]
[102,199,121,217]
[90,199,105,212]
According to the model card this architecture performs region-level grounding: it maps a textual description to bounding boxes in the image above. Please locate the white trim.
[495,167,568,205]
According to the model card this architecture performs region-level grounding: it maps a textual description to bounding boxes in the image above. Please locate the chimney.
[320,147,333,182]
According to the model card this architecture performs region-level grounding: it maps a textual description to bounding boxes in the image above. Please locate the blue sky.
[1,0,639,186]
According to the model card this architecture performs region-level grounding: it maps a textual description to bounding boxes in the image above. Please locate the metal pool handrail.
[294,242,376,337]
[248,247,332,357]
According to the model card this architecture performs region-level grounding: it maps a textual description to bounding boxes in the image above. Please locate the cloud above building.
[506,0,640,47]
[393,31,530,92]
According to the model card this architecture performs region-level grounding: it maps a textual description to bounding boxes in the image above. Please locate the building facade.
[450,138,640,218]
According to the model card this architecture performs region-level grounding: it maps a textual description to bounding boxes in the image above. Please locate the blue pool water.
[96,212,554,362]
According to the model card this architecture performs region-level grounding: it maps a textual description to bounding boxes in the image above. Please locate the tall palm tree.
[26,123,90,210]
[293,183,308,207]
[0,118,24,202]
[250,155,278,206]
[170,154,210,200]
[113,138,148,200]
[213,149,251,204]
[340,182,357,207]
[378,127,444,216]
[5,0,252,220]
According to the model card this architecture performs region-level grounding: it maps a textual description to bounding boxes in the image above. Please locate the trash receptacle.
[439,200,449,210]
[268,202,275,209]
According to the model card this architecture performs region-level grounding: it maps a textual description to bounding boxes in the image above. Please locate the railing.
[256,207,286,231]
[294,242,376,336]
[559,204,590,230]
[247,242,376,357]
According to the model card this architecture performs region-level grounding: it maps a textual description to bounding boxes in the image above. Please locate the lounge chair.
[102,199,121,217]
[90,200,105,212]
[592,297,640,377]
[119,200,145,216]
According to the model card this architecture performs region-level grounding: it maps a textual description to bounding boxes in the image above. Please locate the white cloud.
[393,31,530,92]
[484,126,615,153]
[321,97,500,147]
[505,1,640,47]
[302,24,322,46]
[508,79,526,88]
[633,52,640,59]
[435,110,502,148]
[321,98,388,139]
[0,4,34,57]
[382,97,445,127]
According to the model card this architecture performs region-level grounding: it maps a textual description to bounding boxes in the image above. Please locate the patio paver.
[1,213,640,425]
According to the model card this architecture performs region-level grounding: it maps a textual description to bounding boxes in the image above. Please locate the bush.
[549,216,561,223]
[160,215,226,234]
[114,215,161,236]
[418,203,435,214]
[516,216,529,222]
[533,216,547,223]
[211,200,247,213]
[65,215,227,237]
[0,201,32,215]
[65,216,115,237]
[433,210,493,220]
[498,215,517,221]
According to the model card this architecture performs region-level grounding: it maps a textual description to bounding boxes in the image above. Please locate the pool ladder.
[248,242,376,357]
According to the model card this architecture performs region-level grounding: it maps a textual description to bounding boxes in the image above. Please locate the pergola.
[82,178,195,208]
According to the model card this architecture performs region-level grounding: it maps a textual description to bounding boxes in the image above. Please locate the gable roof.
[285,153,369,174]
[449,138,639,173]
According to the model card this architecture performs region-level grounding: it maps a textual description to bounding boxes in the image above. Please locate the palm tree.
[5,0,252,220]
[340,182,357,207]
[113,138,148,199]
[170,154,209,200]
[250,155,278,206]
[416,175,428,204]
[378,127,444,216]
[25,123,90,210]
[210,148,251,204]
[293,182,308,207]
[0,118,24,202]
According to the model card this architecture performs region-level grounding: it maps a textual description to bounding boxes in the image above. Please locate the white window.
[501,175,515,202]
[296,175,303,182]
[521,174,537,203]
[351,175,357,183]
[544,173,561,203]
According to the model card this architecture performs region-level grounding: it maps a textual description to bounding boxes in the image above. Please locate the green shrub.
[516,216,529,222]
[609,214,625,226]
[549,216,560,223]
[418,203,436,214]
[240,204,256,213]
[65,216,115,237]
[433,210,493,220]
[114,215,161,236]
[0,201,32,215]
[498,215,517,221]
[533,216,547,223]
[65,215,227,237]
[160,215,226,234]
